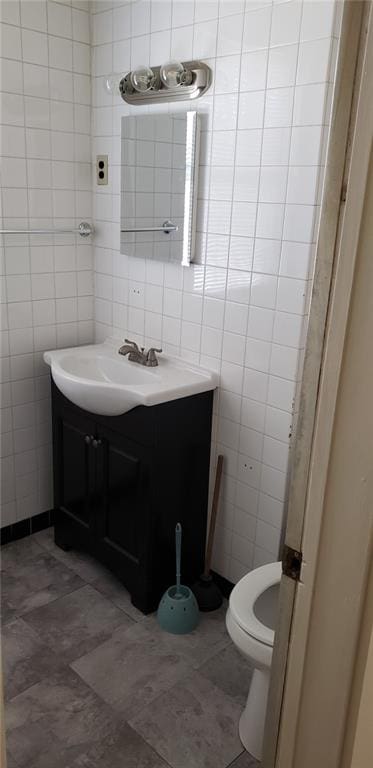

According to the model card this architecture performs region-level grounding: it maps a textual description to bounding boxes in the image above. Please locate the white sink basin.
[44,338,218,416]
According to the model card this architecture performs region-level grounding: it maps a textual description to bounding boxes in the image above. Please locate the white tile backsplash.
[0,0,339,582]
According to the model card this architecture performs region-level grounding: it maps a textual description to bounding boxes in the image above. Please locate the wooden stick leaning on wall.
[192,454,224,612]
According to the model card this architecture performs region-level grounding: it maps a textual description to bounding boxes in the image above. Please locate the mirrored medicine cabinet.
[120,111,200,266]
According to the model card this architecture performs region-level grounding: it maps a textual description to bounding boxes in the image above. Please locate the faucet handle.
[146,347,162,366]
[124,338,139,351]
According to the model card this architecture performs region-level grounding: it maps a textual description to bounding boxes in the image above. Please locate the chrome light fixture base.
[119,61,212,105]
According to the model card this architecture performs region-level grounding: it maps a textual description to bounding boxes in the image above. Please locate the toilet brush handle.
[175,523,182,595]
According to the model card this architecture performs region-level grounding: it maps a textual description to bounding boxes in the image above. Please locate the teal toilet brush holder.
[157,523,199,635]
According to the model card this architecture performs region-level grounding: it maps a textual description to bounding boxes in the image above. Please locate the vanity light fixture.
[117,60,212,105]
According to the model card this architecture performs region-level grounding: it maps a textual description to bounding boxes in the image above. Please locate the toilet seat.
[229,561,282,647]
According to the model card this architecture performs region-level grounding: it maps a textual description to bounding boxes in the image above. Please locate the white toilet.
[226,561,282,761]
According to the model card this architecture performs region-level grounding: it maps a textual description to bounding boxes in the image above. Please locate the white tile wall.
[0,0,93,529]
[0,0,340,583]
[91,0,340,583]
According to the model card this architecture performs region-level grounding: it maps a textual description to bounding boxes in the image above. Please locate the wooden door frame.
[287,135,373,768]
[263,1,373,766]
[0,655,6,768]
[341,551,373,767]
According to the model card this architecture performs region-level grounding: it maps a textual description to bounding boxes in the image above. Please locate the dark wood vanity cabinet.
[51,381,214,613]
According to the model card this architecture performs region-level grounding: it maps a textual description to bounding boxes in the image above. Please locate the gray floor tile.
[228,751,260,767]
[35,528,145,620]
[24,584,134,663]
[5,667,122,768]
[1,552,84,623]
[0,538,45,571]
[63,723,169,768]
[199,643,254,707]
[2,533,257,768]
[2,617,64,700]
[33,527,56,551]
[71,619,191,720]
[53,549,113,583]
[130,669,243,768]
[35,528,111,583]
[91,569,147,622]
[143,602,231,669]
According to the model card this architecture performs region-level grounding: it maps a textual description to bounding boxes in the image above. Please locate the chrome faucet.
[118,339,162,367]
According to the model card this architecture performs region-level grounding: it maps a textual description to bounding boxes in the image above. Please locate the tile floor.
[1,528,259,768]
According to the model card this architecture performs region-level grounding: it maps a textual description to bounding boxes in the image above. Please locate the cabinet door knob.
[92,438,102,449]
[84,434,92,445]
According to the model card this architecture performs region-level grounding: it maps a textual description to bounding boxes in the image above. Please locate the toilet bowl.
[226,561,282,761]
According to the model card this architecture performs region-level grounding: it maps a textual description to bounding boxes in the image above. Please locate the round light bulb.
[130,65,155,93]
[105,74,121,94]
[160,60,193,89]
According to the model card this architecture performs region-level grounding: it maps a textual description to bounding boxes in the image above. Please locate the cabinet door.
[52,399,96,536]
[94,426,151,592]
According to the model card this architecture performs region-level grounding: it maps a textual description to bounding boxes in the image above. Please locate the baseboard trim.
[0,510,54,546]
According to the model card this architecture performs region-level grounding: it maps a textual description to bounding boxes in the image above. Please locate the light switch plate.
[96,155,108,185]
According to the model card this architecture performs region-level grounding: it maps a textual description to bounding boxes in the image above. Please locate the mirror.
[120,111,200,266]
